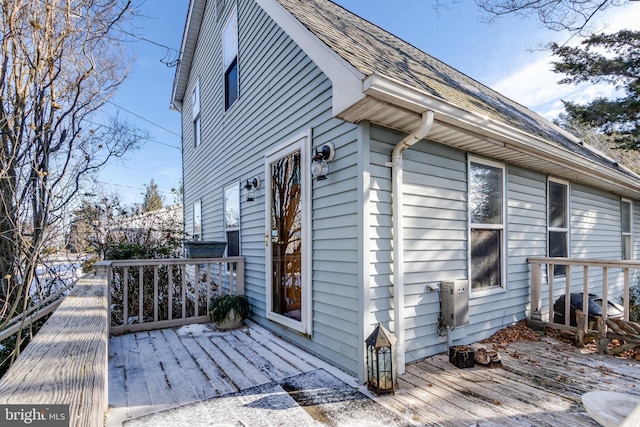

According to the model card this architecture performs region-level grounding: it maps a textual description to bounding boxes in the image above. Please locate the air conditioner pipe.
[389,111,434,374]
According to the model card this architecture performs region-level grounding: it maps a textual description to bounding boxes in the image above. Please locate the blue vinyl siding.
[181,0,361,375]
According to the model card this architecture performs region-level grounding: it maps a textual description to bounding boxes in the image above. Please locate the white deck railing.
[96,257,245,335]
[528,257,639,331]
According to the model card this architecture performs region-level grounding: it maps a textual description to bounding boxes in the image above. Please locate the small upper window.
[192,80,201,147]
[223,9,238,110]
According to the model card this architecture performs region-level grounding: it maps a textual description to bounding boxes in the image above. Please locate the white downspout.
[390,111,434,374]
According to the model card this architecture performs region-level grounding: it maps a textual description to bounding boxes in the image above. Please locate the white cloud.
[487,2,640,120]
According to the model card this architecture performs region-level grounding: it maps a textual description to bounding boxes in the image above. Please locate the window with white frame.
[621,199,632,260]
[224,183,240,271]
[193,199,202,239]
[223,9,238,110]
[192,80,201,147]
[548,179,569,276]
[469,158,505,291]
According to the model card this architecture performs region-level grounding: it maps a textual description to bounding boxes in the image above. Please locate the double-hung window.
[469,158,506,292]
[548,179,569,276]
[192,80,201,147]
[224,183,240,270]
[621,199,632,260]
[223,9,238,110]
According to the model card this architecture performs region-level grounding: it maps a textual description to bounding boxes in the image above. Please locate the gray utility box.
[441,280,469,327]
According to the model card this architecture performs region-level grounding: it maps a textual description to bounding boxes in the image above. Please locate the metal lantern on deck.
[365,323,397,395]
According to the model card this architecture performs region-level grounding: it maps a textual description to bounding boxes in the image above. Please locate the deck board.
[107,323,640,426]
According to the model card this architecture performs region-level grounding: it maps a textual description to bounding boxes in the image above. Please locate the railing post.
[168,265,174,321]
[623,267,630,322]
[237,258,245,296]
[565,266,572,326]
[527,261,545,332]
[138,265,144,324]
[601,266,608,321]
[530,262,541,314]
[548,266,554,324]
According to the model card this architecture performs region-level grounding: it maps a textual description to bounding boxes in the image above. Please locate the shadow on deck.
[107,321,640,426]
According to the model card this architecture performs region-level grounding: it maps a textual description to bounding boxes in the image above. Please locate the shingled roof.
[275,0,630,176]
[173,0,640,197]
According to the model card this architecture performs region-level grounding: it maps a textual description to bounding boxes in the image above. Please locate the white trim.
[172,0,205,110]
[255,0,366,116]
[357,121,371,383]
[264,130,312,335]
[468,155,507,296]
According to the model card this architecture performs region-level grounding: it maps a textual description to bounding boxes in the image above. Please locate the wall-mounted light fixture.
[310,143,335,181]
[244,176,260,201]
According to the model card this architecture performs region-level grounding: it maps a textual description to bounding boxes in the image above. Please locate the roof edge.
[171,0,205,111]
[256,0,366,116]
[363,73,640,195]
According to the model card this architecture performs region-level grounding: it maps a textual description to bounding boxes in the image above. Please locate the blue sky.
[98,0,640,206]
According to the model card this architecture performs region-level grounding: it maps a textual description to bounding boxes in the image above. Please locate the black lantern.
[244,176,260,201]
[365,323,397,395]
[310,143,335,180]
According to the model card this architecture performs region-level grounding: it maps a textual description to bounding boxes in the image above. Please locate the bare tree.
[0,0,144,335]
[472,0,632,34]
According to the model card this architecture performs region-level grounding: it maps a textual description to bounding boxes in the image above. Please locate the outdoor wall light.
[310,143,335,181]
[244,176,260,201]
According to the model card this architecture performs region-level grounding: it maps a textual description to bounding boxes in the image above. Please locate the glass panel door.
[265,133,309,333]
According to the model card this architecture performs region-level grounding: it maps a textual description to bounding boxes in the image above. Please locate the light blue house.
[171,0,640,380]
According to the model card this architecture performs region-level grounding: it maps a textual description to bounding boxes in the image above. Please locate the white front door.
[265,132,311,334]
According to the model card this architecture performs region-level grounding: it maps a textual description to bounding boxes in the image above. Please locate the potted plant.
[209,294,250,330]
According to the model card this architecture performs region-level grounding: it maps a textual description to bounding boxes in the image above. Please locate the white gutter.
[364,73,640,197]
[389,111,434,374]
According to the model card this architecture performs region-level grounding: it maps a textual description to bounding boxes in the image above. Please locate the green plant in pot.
[209,294,250,330]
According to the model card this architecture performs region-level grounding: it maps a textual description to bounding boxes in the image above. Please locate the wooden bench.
[0,275,109,427]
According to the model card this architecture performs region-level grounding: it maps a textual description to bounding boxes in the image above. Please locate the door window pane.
[270,151,302,320]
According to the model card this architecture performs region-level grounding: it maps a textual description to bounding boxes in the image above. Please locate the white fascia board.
[256,0,366,116]
[171,0,206,112]
[363,73,640,194]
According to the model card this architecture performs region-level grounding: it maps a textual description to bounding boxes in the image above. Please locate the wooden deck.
[107,322,640,426]
[106,320,357,426]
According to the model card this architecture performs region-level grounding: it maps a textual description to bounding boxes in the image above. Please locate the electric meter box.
[441,280,469,327]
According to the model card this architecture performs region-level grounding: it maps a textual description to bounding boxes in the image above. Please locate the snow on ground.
[175,323,213,336]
